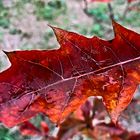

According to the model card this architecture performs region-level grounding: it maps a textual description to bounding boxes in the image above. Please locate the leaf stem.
[108,3,114,20]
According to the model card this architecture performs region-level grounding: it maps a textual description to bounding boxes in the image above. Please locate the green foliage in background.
[0,126,18,140]
[34,0,66,20]
[0,1,10,28]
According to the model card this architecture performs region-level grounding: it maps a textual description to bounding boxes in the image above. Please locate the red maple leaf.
[127,0,138,3]
[19,120,49,136]
[19,121,41,136]
[0,20,140,127]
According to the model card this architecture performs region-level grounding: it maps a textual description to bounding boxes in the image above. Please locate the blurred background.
[0,0,140,139]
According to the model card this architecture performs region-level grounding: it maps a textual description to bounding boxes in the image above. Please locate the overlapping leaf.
[0,20,140,127]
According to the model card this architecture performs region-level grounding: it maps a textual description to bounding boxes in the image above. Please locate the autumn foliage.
[0,19,140,139]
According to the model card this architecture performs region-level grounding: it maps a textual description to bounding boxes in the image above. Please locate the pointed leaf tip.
[111,20,121,36]
[2,50,8,54]
[111,20,127,35]
[2,51,16,61]
[2,50,10,56]
[111,116,118,125]
[49,25,69,43]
